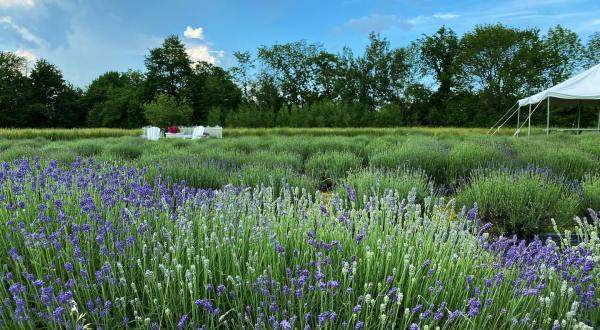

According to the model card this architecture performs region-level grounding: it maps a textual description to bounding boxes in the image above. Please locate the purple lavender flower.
[216,284,226,296]
[467,298,481,317]
[177,314,189,329]
[280,320,292,330]
[352,304,361,313]
[53,306,65,321]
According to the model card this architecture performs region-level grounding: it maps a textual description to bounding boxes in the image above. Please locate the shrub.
[40,146,77,165]
[582,174,600,212]
[511,139,599,180]
[105,140,144,160]
[143,94,193,129]
[447,139,510,182]
[230,165,316,193]
[146,157,228,189]
[305,151,362,189]
[456,169,581,237]
[369,136,449,183]
[338,168,430,206]
[71,141,104,156]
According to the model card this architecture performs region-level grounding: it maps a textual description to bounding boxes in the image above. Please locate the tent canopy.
[518,63,600,107]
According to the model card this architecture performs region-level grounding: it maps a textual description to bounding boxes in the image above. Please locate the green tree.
[543,25,584,86]
[257,40,324,105]
[354,33,411,109]
[417,26,460,124]
[144,35,192,100]
[458,24,545,120]
[230,51,254,100]
[27,59,87,127]
[85,71,145,127]
[143,94,192,129]
[0,52,32,127]
[585,32,600,67]
[184,62,242,123]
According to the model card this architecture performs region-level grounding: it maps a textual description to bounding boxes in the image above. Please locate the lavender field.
[0,129,599,329]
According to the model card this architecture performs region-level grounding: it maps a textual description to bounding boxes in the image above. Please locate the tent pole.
[577,102,581,135]
[528,104,532,137]
[517,107,520,136]
[546,97,550,136]
[597,110,600,133]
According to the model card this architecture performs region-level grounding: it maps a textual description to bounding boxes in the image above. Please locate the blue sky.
[2,0,600,87]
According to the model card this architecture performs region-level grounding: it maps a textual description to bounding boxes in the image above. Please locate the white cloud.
[0,16,47,48]
[184,26,204,39]
[14,48,37,62]
[590,19,600,26]
[186,44,224,65]
[0,0,35,8]
[432,13,459,19]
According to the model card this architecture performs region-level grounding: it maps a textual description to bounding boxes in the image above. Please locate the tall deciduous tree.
[543,25,584,86]
[417,26,461,125]
[144,35,192,100]
[458,24,545,117]
[230,51,254,100]
[257,40,324,106]
[586,32,600,68]
[185,62,242,123]
[30,59,67,127]
[85,71,145,128]
[0,52,32,127]
[355,33,411,110]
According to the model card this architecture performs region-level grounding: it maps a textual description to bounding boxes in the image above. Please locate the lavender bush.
[0,158,598,329]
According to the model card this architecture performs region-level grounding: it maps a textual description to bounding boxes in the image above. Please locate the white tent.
[490,64,600,136]
[518,63,600,107]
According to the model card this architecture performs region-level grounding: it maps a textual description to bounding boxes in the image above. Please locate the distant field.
[1,127,598,236]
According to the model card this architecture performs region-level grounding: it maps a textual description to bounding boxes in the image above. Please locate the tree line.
[1,24,600,129]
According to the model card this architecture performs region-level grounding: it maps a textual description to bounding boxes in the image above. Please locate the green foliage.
[582,174,600,212]
[105,139,144,160]
[447,139,510,181]
[71,140,104,156]
[143,94,193,129]
[149,158,227,189]
[511,139,599,180]
[338,168,430,205]
[230,164,316,193]
[305,151,362,189]
[458,24,545,116]
[456,169,581,237]
[369,136,449,182]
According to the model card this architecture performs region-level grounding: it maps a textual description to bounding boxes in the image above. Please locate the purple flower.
[320,205,329,217]
[344,185,356,201]
[280,320,292,330]
[352,304,361,313]
[53,306,65,321]
[177,314,189,329]
[355,321,364,330]
[467,298,481,317]
[409,324,420,330]
[216,284,226,296]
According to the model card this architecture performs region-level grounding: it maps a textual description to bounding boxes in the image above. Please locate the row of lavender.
[0,157,598,329]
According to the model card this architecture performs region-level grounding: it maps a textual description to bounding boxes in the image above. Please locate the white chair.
[191,126,205,140]
[147,126,161,141]
[205,126,223,139]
